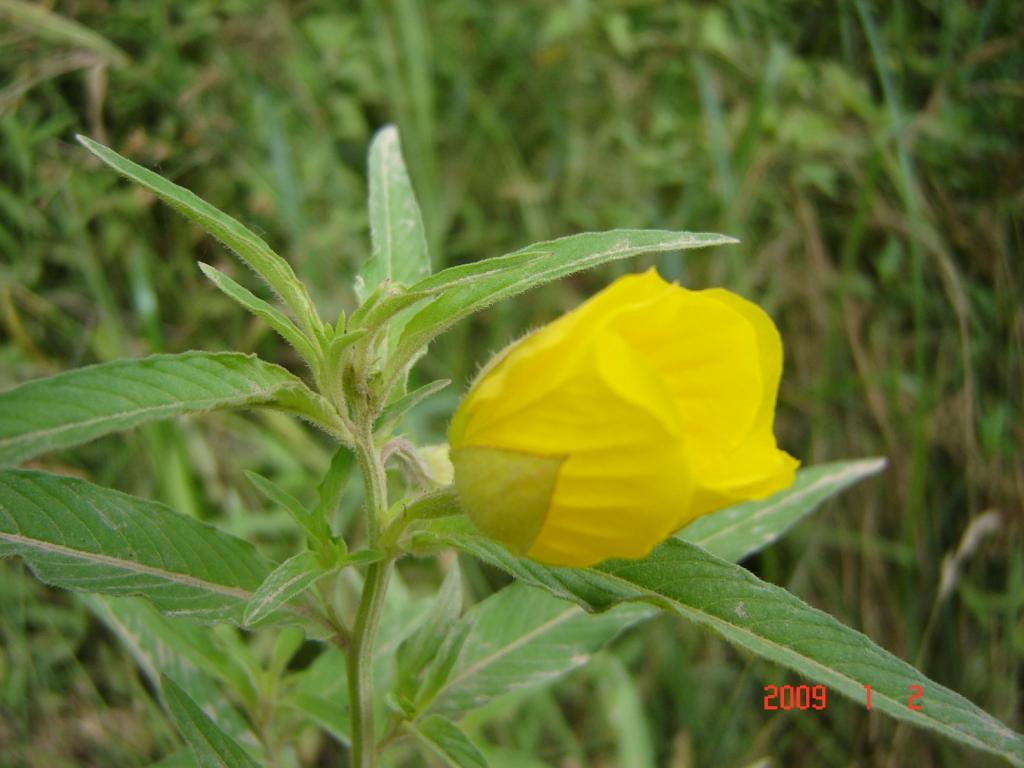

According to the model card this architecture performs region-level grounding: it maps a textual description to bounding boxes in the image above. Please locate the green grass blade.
[0,351,315,466]
[407,714,489,768]
[593,655,656,768]
[415,519,1024,767]
[385,230,738,386]
[147,750,201,768]
[76,135,322,339]
[358,125,431,300]
[678,458,887,562]
[197,262,320,366]
[161,675,261,768]
[0,470,271,623]
[0,0,129,66]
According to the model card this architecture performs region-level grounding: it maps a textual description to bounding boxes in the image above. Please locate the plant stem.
[346,559,392,767]
[347,431,393,767]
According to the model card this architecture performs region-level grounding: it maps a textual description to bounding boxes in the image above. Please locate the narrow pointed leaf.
[423,583,652,716]
[271,385,351,442]
[386,230,737,384]
[375,378,450,435]
[243,551,325,627]
[76,135,322,338]
[161,675,261,768]
[314,446,354,521]
[354,288,435,333]
[197,262,319,365]
[0,470,270,622]
[0,351,314,466]
[86,596,258,748]
[415,518,1024,767]
[396,564,463,696]
[340,549,383,567]
[416,612,474,711]
[358,125,430,301]
[408,715,488,768]
[406,249,551,294]
[326,328,369,371]
[244,471,330,543]
[679,458,887,562]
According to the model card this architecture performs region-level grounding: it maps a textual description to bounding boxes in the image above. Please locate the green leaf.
[285,690,351,746]
[386,230,738,385]
[325,328,369,374]
[272,385,352,443]
[161,675,261,768]
[395,563,463,697]
[244,471,330,544]
[341,549,384,567]
[197,262,320,366]
[314,446,355,521]
[86,596,259,749]
[405,249,551,295]
[352,288,435,334]
[375,378,450,435]
[358,125,430,301]
[407,714,489,768]
[0,470,270,623]
[76,135,322,338]
[0,351,321,466]
[422,583,652,716]
[415,518,1024,767]
[242,550,325,627]
[678,458,887,561]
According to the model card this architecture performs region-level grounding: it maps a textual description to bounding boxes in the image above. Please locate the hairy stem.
[346,431,393,767]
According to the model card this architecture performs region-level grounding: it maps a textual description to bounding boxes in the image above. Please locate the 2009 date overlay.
[763,684,924,711]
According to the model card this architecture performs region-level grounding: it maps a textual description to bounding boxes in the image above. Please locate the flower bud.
[448,269,798,567]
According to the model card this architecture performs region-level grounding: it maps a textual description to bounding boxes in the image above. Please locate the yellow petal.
[448,268,799,567]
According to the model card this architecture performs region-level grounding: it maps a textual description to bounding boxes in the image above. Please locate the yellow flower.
[448,269,798,567]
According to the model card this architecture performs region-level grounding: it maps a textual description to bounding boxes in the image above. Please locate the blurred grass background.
[0,0,1021,765]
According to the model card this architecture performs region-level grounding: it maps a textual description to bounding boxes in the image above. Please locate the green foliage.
[407,714,489,768]
[85,595,258,747]
[678,458,887,561]
[197,261,320,367]
[242,551,326,628]
[0,470,271,623]
[0,352,328,465]
[2,119,1018,767]
[412,516,1024,766]
[1,3,1021,763]
[360,125,431,300]
[161,675,261,768]
[384,230,737,387]
[76,135,323,342]
[417,583,653,718]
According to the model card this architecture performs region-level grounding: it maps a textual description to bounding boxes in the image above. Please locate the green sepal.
[450,446,564,555]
